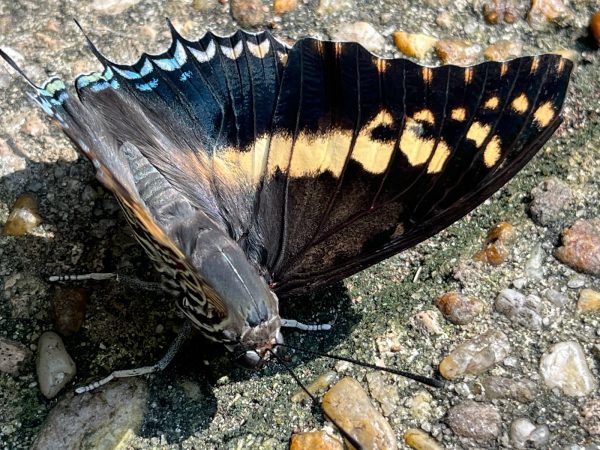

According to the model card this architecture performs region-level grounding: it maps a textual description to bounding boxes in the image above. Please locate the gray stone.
[495,289,544,330]
[540,341,596,396]
[447,400,501,442]
[36,331,76,399]
[510,418,550,448]
[0,337,32,375]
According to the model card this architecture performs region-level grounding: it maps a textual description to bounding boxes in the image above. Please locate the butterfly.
[1,24,571,373]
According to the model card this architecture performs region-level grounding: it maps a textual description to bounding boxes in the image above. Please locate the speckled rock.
[446,400,501,442]
[410,310,443,335]
[291,370,337,403]
[434,292,483,325]
[580,398,600,436]
[2,193,42,236]
[525,244,545,281]
[482,0,522,24]
[577,288,600,313]
[36,332,76,399]
[91,0,141,15]
[472,376,537,403]
[31,379,148,450]
[434,39,482,66]
[322,377,397,450]
[392,32,437,59]
[541,288,568,308]
[407,390,434,421]
[540,341,596,396]
[274,0,298,14]
[230,0,265,28]
[591,11,600,45]
[474,222,515,266]
[51,287,87,337]
[329,22,385,53]
[439,329,511,380]
[366,372,399,417]
[0,337,32,375]
[316,0,356,15]
[527,0,573,30]
[555,219,600,276]
[404,428,443,450]
[510,418,550,448]
[494,289,544,330]
[484,39,522,61]
[290,431,343,450]
[529,178,573,229]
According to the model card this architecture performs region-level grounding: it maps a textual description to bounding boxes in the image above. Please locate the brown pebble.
[404,429,444,450]
[555,219,600,276]
[274,0,297,14]
[577,288,600,314]
[291,370,337,403]
[483,0,521,24]
[434,292,483,325]
[435,39,482,66]
[290,431,344,450]
[591,11,600,45]
[230,0,265,28]
[322,377,397,450]
[0,337,32,376]
[473,222,515,265]
[51,287,88,336]
[484,39,522,61]
[527,0,573,30]
[2,193,43,236]
[392,31,437,59]
[411,310,443,335]
[447,400,501,442]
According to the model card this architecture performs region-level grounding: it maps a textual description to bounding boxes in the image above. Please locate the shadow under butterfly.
[1,21,572,447]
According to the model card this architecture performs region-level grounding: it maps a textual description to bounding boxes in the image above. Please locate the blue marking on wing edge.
[179,71,192,82]
[135,78,159,92]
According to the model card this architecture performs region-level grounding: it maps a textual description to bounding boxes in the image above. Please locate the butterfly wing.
[256,40,572,297]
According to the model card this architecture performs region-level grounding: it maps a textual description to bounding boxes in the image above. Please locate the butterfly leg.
[75,319,193,394]
[280,319,332,331]
[49,272,163,292]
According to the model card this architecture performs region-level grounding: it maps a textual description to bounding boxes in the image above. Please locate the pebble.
[291,371,337,403]
[329,22,385,53]
[434,39,482,66]
[366,372,399,417]
[31,379,148,450]
[36,331,76,399]
[555,219,600,276]
[192,0,219,11]
[494,289,544,330]
[542,288,569,307]
[91,0,141,15]
[527,0,573,30]
[20,113,47,136]
[510,418,550,448]
[51,287,87,337]
[322,377,397,450]
[289,431,343,450]
[410,310,443,335]
[567,275,586,289]
[2,193,43,236]
[529,178,573,229]
[0,336,32,375]
[577,289,600,314]
[484,39,522,61]
[591,11,600,45]
[274,0,298,14]
[482,0,521,24]
[446,400,501,442]
[316,0,356,15]
[525,244,545,281]
[434,292,483,325]
[539,341,596,396]
[392,32,437,60]
[472,376,537,403]
[580,398,600,436]
[439,329,511,380]
[407,390,434,421]
[230,0,265,28]
[404,428,443,450]
[473,222,515,266]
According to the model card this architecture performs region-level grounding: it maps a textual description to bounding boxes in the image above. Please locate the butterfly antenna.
[276,343,446,389]
[72,19,110,66]
[0,49,37,88]
[266,349,364,450]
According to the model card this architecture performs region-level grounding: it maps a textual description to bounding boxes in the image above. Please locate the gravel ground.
[0,0,599,449]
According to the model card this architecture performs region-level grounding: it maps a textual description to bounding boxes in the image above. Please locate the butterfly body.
[1,26,572,366]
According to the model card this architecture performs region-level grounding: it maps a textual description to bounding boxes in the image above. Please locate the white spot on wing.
[189,39,216,63]
[221,40,244,60]
[154,41,188,71]
[247,39,270,59]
